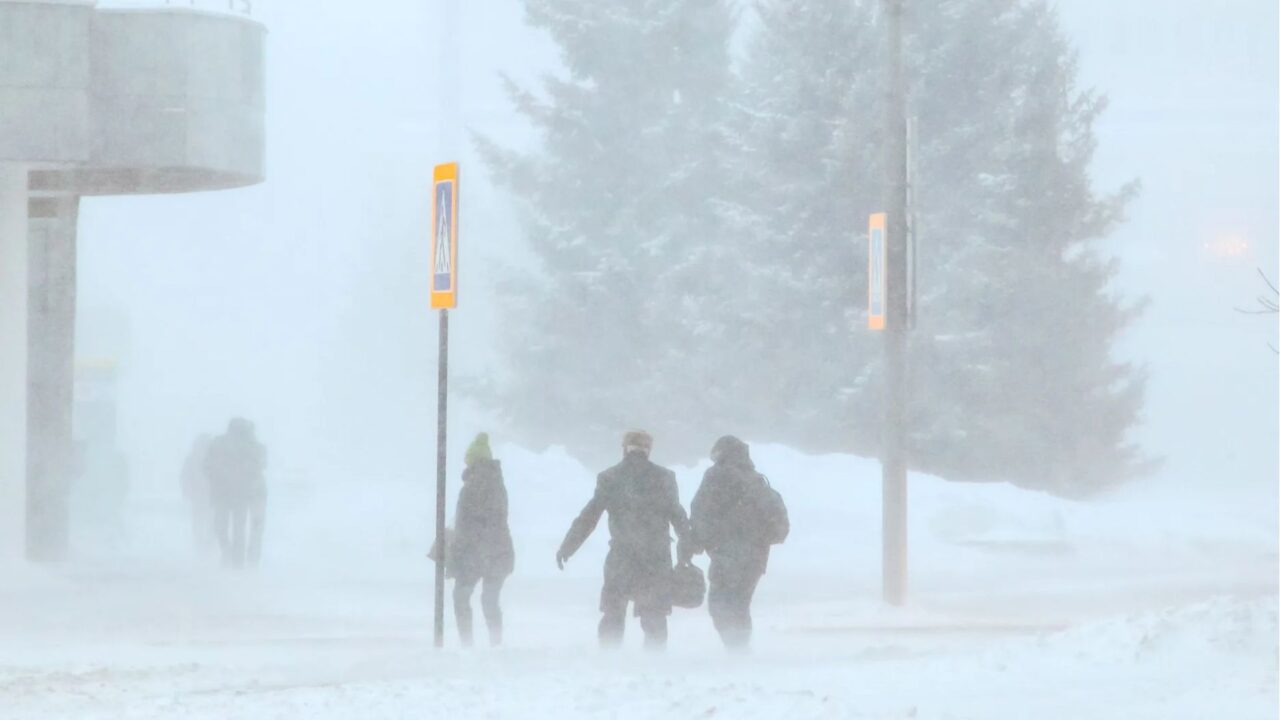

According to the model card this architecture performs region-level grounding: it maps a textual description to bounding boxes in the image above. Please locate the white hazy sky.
[78,0,1277,494]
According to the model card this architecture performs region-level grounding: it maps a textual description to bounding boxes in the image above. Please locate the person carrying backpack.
[680,435,788,650]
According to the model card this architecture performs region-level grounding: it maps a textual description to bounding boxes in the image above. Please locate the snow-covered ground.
[1,445,1275,719]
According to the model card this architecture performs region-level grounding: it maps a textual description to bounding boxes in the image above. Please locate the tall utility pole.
[880,0,910,607]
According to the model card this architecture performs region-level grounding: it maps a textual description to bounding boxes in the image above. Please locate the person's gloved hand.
[676,540,694,566]
[555,550,568,570]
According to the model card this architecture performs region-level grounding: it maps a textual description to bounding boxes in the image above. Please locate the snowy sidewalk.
[0,562,1274,720]
[2,444,1275,718]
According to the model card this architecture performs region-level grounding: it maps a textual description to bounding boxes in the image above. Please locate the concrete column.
[26,195,77,562]
[0,164,28,561]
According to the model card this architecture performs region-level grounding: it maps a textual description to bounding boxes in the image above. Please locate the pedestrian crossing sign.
[868,213,886,330]
[430,162,460,309]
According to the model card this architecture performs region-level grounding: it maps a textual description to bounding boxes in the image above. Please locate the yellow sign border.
[430,162,460,309]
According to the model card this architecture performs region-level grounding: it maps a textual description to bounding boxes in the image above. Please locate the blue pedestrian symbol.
[433,181,454,292]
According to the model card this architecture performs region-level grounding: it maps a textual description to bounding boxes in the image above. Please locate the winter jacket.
[204,432,267,509]
[451,458,515,581]
[559,451,690,570]
[687,456,788,577]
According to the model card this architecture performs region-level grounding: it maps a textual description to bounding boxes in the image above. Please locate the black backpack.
[751,475,790,546]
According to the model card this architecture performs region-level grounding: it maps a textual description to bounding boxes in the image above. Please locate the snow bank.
[251,441,1275,619]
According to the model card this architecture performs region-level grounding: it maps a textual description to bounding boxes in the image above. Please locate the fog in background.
[77,0,1277,499]
[2,1,1273,716]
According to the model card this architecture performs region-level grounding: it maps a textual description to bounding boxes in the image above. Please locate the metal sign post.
[430,161,459,647]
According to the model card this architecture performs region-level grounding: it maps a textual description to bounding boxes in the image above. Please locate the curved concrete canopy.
[0,1,92,166]
[0,0,266,562]
[1,1,265,195]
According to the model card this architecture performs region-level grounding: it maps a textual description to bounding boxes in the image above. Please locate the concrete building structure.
[0,0,264,560]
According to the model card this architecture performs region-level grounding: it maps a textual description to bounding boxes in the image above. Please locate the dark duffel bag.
[670,561,707,609]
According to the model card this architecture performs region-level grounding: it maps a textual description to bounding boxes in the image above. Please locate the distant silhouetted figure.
[451,433,515,647]
[557,430,689,650]
[205,418,267,568]
[181,433,215,556]
[683,436,788,650]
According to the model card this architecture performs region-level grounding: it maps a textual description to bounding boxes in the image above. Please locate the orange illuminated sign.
[868,212,886,330]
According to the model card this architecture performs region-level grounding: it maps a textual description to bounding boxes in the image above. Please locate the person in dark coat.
[556,430,690,649]
[681,436,789,650]
[451,433,515,647]
[204,417,267,569]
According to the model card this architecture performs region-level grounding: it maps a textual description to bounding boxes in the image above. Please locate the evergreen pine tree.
[721,0,1147,493]
[910,0,1148,493]
[482,0,1147,493]
[716,0,885,454]
[477,0,737,464]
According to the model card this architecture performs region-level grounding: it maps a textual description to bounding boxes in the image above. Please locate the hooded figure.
[204,418,268,568]
[682,435,789,650]
[556,430,690,650]
[451,433,515,646]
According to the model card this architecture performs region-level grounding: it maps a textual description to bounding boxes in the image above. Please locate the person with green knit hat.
[449,432,514,646]
[465,432,492,467]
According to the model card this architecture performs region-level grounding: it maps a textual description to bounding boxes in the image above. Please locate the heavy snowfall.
[0,1,1276,719]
